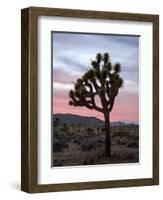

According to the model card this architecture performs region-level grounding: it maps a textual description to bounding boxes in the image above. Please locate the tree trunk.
[104,112,111,157]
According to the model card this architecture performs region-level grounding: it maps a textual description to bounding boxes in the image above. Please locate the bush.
[112,148,138,160]
[127,141,138,148]
[113,136,127,145]
[81,141,93,151]
[80,137,104,151]
[112,131,127,138]
[53,159,64,166]
[73,135,85,145]
[53,138,69,152]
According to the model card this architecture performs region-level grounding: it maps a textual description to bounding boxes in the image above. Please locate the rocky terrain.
[52,114,139,167]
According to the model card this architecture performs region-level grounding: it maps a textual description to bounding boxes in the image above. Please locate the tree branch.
[108,98,115,112]
[91,79,100,92]
[83,82,103,112]
[106,81,111,98]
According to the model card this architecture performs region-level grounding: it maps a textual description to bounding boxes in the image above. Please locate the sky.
[52,32,139,123]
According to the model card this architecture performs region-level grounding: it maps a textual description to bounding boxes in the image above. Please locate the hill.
[53,113,137,126]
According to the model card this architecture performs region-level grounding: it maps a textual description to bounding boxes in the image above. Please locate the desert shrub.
[53,159,64,166]
[120,138,128,145]
[81,141,93,151]
[83,160,88,165]
[87,127,93,132]
[113,136,125,145]
[80,137,104,151]
[53,118,60,127]
[132,133,139,140]
[53,138,61,152]
[120,151,137,160]
[97,138,104,145]
[127,140,138,148]
[112,148,138,161]
[83,156,98,165]
[60,123,68,132]
[77,128,80,133]
[101,127,106,132]
[114,136,133,146]
[112,131,128,138]
[86,127,95,137]
[53,138,69,152]
[73,135,85,145]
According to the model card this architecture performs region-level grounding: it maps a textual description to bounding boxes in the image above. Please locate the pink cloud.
[53,68,81,84]
[53,90,139,122]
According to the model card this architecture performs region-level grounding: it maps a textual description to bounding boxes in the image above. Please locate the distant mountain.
[54,113,104,126]
[53,114,138,126]
[111,121,138,127]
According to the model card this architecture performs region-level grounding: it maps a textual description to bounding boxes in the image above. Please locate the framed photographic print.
[21,7,159,193]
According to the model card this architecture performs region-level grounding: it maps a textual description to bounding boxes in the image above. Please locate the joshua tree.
[69,53,123,156]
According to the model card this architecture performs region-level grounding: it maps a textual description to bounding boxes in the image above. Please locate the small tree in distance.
[69,53,124,157]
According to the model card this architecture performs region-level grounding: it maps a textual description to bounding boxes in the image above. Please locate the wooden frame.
[21,7,159,193]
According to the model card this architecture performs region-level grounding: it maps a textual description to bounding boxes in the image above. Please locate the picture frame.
[21,6,159,193]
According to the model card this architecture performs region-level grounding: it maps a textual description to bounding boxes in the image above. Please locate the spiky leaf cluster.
[69,53,124,113]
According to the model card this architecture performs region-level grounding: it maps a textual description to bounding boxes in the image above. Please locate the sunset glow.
[52,32,139,123]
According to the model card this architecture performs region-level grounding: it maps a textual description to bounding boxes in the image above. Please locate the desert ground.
[52,114,139,167]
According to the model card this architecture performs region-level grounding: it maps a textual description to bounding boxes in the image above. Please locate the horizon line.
[53,113,139,124]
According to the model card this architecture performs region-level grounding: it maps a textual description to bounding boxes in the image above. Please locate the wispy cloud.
[52,32,139,122]
[53,82,73,91]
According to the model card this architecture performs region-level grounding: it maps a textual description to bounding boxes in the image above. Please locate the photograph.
[21,7,159,192]
[52,32,139,167]
[21,7,159,193]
